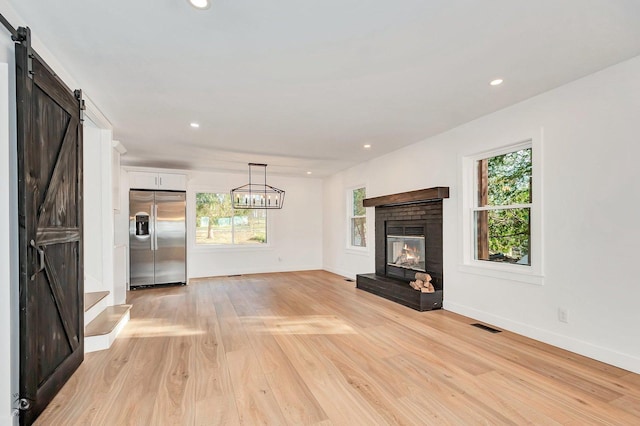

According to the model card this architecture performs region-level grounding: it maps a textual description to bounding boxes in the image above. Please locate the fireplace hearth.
[356,187,449,311]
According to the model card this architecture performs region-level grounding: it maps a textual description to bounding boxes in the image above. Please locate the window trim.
[460,135,544,285]
[346,185,368,251]
[190,189,272,251]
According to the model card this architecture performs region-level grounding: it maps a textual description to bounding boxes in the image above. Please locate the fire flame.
[403,243,419,260]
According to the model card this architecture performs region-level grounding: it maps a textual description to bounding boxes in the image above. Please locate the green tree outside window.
[351,187,366,247]
[476,147,531,264]
[196,193,266,245]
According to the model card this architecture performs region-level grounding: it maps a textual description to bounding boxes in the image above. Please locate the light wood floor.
[37,271,640,425]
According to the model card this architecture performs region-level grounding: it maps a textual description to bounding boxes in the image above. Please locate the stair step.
[85,305,132,337]
[84,291,110,312]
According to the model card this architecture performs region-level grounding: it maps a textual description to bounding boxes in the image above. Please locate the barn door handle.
[30,239,45,280]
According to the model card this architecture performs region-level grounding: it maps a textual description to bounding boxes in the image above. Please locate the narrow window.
[475,147,531,265]
[195,192,267,245]
[349,187,367,248]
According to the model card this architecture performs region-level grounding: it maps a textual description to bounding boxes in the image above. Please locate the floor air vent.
[471,323,502,333]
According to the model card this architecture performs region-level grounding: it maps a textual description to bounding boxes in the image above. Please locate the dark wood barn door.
[15,27,84,425]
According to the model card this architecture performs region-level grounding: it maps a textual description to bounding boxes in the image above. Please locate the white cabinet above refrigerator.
[129,171,186,191]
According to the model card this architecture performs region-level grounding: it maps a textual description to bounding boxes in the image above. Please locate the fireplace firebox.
[387,235,426,272]
[385,220,427,280]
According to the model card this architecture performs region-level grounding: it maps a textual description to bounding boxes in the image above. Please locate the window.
[349,187,367,248]
[461,134,542,284]
[195,192,267,245]
[474,146,532,265]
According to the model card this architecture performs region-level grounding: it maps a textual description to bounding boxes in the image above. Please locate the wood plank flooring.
[36,270,640,425]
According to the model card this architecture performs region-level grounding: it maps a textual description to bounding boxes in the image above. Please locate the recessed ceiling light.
[490,79,504,86]
[306,171,312,175]
[187,0,211,10]
[190,122,200,128]
[363,144,371,149]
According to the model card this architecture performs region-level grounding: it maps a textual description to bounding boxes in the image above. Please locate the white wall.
[1,4,23,422]
[0,59,18,425]
[83,123,116,304]
[322,164,375,278]
[83,123,104,292]
[112,159,129,304]
[323,55,640,373]
[187,170,323,278]
[114,168,130,295]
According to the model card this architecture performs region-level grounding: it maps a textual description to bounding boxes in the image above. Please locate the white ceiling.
[8,0,640,177]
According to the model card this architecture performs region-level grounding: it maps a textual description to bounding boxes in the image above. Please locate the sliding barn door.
[15,27,84,426]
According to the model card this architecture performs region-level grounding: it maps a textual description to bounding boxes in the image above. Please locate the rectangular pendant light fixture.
[231,163,285,209]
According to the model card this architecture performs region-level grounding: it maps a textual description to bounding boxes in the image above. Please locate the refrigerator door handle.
[149,204,155,251]
[154,204,159,251]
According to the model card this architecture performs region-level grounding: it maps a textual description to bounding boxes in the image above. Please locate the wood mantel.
[362,186,449,207]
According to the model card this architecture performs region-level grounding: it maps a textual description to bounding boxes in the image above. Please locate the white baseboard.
[188,264,324,280]
[444,301,640,374]
[321,266,357,280]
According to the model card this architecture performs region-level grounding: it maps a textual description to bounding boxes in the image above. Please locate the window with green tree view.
[349,187,366,247]
[196,193,267,245]
[475,147,531,265]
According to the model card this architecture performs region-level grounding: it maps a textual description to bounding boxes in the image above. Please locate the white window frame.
[347,186,368,251]
[460,135,544,285]
[189,188,272,251]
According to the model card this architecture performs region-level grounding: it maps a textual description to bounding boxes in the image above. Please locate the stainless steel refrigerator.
[129,190,186,287]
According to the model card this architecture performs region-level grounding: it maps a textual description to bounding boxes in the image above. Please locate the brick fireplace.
[356,187,449,311]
